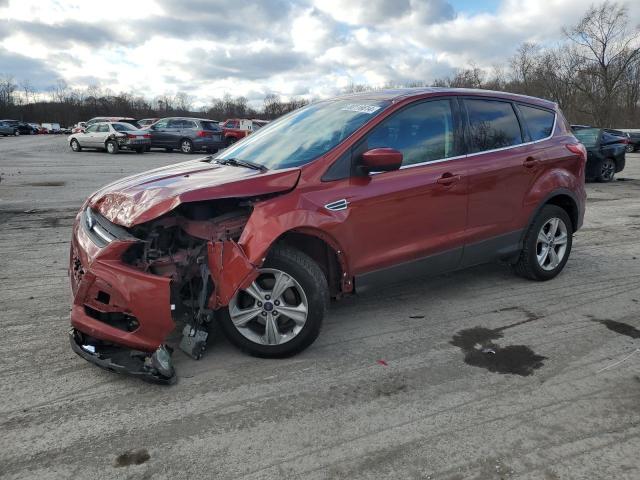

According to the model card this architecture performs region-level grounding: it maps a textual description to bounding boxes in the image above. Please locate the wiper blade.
[216,158,267,172]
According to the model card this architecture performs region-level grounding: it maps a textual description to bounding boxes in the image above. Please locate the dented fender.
[207,241,258,309]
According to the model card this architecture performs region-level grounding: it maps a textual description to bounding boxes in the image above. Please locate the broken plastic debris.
[377,359,388,366]
[82,344,96,353]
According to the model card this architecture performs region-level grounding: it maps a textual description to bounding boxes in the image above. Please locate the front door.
[149,119,170,147]
[318,98,469,290]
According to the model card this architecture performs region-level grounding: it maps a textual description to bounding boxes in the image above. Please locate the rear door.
[95,123,111,147]
[460,97,551,266]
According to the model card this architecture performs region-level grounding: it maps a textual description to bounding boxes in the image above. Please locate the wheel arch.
[270,228,351,297]
[527,189,580,233]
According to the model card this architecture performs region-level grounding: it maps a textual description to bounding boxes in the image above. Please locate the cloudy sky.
[0,0,636,106]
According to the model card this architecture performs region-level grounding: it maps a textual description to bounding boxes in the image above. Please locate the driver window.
[154,119,169,129]
[366,99,455,167]
[85,125,98,133]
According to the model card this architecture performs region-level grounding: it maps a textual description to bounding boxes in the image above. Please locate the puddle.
[114,448,150,467]
[590,317,640,339]
[451,310,546,376]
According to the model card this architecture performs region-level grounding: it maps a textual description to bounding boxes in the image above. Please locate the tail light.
[196,130,213,138]
[566,143,587,162]
[126,133,136,139]
[143,134,151,139]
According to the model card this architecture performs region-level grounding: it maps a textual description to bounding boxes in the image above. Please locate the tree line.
[0,1,638,128]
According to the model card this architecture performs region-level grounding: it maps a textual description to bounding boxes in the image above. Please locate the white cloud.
[1,0,638,106]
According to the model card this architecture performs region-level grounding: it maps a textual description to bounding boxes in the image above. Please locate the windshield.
[216,99,391,169]
[112,123,136,132]
[573,128,600,147]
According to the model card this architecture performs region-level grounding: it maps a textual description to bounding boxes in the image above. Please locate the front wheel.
[626,144,634,153]
[512,205,573,281]
[70,139,82,152]
[596,158,616,182]
[14,129,20,136]
[220,245,328,358]
[106,140,119,154]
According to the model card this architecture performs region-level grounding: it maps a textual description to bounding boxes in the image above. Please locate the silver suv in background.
[68,122,151,154]
[145,117,224,153]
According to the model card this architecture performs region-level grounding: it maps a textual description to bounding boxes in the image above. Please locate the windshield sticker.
[340,104,381,114]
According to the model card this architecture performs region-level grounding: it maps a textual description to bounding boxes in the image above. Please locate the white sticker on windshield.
[340,104,381,114]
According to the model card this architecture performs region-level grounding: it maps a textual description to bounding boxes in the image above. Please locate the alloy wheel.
[228,268,309,346]
[600,159,615,181]
[181,140,192,153]
[536,217,568,271]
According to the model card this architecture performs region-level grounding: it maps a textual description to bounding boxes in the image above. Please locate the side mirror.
[360,148,402,174]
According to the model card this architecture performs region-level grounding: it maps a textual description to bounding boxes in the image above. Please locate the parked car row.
[0,119,73,135]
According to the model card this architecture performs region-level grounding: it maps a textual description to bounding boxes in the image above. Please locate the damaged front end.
[69,199,258,384]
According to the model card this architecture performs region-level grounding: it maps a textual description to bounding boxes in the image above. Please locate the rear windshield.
[112,123,136,132]
[119,119,141,129]
[201,121,220,131]
[573,128,600,147]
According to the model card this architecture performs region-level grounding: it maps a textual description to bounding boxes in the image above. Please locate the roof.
[333,87,556,109]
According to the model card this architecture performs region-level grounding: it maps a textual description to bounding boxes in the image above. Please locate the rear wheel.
[70,139,81,152]
[14,129,20,136]
[626,144,634,153]
[512,205,573,281]
[220,245,328,358]
[106,140,119,154]
[596,158,616,182]
[180,138,193,154]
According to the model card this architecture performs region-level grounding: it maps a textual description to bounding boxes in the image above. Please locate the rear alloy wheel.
[513,205,573,281]
[14,129,20,136]
[180,139,193,154]
[626,144,634,153]
[106,140,119,154]
[70,139,82,152]
[596,158,616,182]
[220,245,328,358]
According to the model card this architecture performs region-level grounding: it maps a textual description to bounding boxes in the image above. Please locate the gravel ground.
[1,134,639,479]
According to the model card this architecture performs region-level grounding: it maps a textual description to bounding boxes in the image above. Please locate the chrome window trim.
[370,110,557,174]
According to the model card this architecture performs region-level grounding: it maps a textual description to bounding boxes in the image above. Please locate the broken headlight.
[83,208,137,247]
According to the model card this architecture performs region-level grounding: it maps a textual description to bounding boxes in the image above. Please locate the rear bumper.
[193,137,224,150]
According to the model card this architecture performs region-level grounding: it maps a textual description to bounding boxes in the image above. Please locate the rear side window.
[573,128,600,147]
[201,121,220,131]
[366,99,456,167]
[97,124,109,133]
[465,99,522,152]
[182,120,197,129]
[519,105,555,141]
[168,119,182,128]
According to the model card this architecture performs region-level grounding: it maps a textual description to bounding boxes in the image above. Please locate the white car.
[68,122,151,154]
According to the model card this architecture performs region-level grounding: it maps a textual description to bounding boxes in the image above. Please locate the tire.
[626,144,634,153]
[14,129,20,136]
[225,136,236,147]
[70,139,82,152]
[180,138,193,154]
[512,205,573,281]
[596,158,616,182]
[106,140,119,154]
[220,244,329,358]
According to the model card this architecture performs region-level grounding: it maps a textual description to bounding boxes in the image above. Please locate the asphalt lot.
[1,134,639,479]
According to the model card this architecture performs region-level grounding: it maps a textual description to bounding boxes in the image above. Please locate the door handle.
[523,157,538,168]
[436,173,461,186]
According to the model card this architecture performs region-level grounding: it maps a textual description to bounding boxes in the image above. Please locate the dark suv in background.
[572,127,626,182]
[145,117,224,153]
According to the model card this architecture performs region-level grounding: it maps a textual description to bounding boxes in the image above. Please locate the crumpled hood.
[89,159,301,227]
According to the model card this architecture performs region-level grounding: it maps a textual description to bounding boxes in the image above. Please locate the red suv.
[69,88,586,383]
